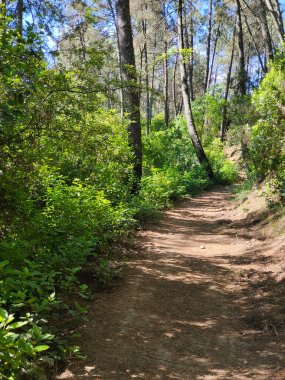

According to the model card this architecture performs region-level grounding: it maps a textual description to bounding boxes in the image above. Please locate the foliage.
[192,90,225,140]
[205,139,238,184]
[0,306,53,380]
[248,51,285,195]
[0,4,240,377]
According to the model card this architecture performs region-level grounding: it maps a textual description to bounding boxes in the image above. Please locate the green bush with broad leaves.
[248,49,285,195]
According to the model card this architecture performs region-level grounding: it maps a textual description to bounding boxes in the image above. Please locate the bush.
[205,138,238,184]
[248,50,285,193]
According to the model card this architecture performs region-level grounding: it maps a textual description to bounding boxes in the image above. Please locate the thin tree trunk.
[17,0,23,36]
[242,8,265,72]
[236,0,247,96]
[107,0,124,117]
[173,55,178,116]
[177,0,215,180]
[204,0,213,93]
[149,30,158,127]
[79,25,87,62]
[264,0,284,43]
[185,2,194,101]
[189,8,195,101]
[116,0,142,187]
[145,47,151,135]
[242,0,274,67]
[220,22,236,141]
[246,42,251,91]
[150,65,155,126]
[139,46,144,102]
[274,0,285,37]
[163,1,169,127]
[208,24,220,90]
[142,18,151,135]
[258,0,274,67]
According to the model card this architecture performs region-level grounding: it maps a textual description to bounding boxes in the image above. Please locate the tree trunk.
[208,24,220,90]
[107,0,124,117]
[220,22,236,141]
[116,0,142,187]
[189,8,195,101]
[145,46,151,135]
[258,0,274,67]
[264,0,284,43]
[185,2,195,101]
[163,1,169,127]
[177,0,215,180]
[173,54,178,116]
[236,0,247,96]
[204,0,213,93]
[142,17,151,135]
[17,0,23,36]
[150,64,155,126]
[242,8,265,72]
[242,0,274,68]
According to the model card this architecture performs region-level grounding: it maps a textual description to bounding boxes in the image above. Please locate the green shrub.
[248,50,285,194]
[205,138,238,184]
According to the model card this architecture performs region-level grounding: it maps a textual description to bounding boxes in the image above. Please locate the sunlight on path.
[55,188,285,380]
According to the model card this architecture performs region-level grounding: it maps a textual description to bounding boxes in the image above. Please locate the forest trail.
[56,187,285,380]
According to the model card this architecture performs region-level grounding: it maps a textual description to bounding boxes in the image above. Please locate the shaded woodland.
[0,0,284,377]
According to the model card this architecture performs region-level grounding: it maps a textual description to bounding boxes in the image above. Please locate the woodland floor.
[55,187,285,380]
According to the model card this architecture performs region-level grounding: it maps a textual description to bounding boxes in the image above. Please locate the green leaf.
[0,260,9,268]
[35,345,49,352]
[0,308,8,323]
[8,321,29,330]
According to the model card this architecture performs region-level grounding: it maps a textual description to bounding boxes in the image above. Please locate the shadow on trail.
[56,189,285,380]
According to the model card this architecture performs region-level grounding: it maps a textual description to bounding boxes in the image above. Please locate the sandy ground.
[55,187,285,380]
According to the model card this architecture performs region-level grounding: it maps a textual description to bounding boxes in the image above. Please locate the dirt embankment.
[55,186,285,380]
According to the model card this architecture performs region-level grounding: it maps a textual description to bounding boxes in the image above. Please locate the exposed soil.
[55,187,285,379]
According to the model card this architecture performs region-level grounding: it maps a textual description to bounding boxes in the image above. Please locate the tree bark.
[208,24,220,90]
[116,0,142,187]
[204,0,213,93]
[242,8,265,72]
[241,0,274,68]
[185,2,195,101]
[220,22,236,141]
[177,0,215,180]
[150,64,155,126]
[163,0,169,127]
[17,0,23,36]
[236,0,247,96]
[264,0,284,43]
[107,0,124,117]
[173,54,178,116]
[143,20,151,135]
[258,0,274,67]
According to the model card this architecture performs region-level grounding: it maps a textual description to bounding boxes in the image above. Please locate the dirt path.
[56,188,285,380]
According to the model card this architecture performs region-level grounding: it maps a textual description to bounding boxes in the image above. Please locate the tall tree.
[185,0,195,100]
[107,0,124,117]
[17,0,23,36]
[220,21,236,141]
[241,5,265,72]
[163,0,169,127]
[116,0,142,186]
[177,0,215,180]
[258,0,274,66]
[264,0,284,43]
[236,0,247,95]
[204,0,213,93]
[142,16,151,134]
